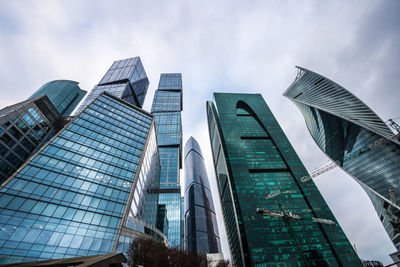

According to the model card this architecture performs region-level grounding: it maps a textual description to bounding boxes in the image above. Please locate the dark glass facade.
[28,80,86,116]
[151,73,183,248]
[207,93,362,266]
[0,95,63,184]
[283,67,400,250]
[156,204,168,236]
[76,57,149,113]
[184,137,220,254]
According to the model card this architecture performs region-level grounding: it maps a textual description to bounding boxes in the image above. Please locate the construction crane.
[255,205,335,263]
[256,184,336,263]
[256,204,308,264]
[256,208,300,220]
[265,190,292,200]
[256,119,400,251]
[300,161,340,183]
[259,187,336,226]
[256,208,335,225]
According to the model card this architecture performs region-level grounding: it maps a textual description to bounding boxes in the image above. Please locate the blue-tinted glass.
[0,93,156,263]
[28,80,86,116]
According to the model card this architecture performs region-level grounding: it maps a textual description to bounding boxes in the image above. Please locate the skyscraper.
[28,80,86,116]
[184,137,220,254]
[0,57,166,264]
[151,73,183,248]
[283,66,400,250]
[0,95,64,183]
[207,93,362,266]
[76,57,149,113]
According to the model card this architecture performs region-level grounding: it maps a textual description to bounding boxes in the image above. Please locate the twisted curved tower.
[283,66,400,250]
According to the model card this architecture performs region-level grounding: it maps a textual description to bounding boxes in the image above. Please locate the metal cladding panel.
[207,93,362,266]
[284,67,400,249]
[284,67,394,138]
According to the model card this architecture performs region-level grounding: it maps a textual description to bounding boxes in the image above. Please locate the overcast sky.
[0,0,399,264]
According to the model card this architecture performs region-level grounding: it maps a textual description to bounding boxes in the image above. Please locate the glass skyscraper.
[76,57,149,113]
[151,73,183,248]
[0,95,64,183]
[283,66,400,250]
[184,137,220,254]
[0,57,166,264]
[28,80,86,116]
[207,93,362,266]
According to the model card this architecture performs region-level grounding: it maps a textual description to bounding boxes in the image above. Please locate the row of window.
[110,57,139,70]
[76,114,147,145]
[0,75,165,263]
[159,148,179,185]
[158,193,182,247]
[94,96,151,125]
[47,139,140,174]
[61,124,143,159]
[158,74,182,91]
[129,127,160,228]
[151,91,181,112]
[154,112,181,125]
[100,61,146,86]
[0,206,119,261]
[6,172,129,214]
[0,107,51,180]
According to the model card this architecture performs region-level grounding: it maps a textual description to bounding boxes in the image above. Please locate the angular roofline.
[283,66,397,142]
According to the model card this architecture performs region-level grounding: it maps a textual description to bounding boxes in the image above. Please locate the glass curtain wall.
[207,93,362,266]
[0,93,161,264]
[151,73,183,248]
[283,67,400,250]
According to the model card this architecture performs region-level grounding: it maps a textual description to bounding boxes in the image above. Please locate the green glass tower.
[28,80,86,116]
[206,93,362,266]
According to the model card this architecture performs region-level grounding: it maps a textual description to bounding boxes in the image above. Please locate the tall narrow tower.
[283,66,400,250]
[184,137,221,254]
[151,73,183,248]
[207,93,362,266]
